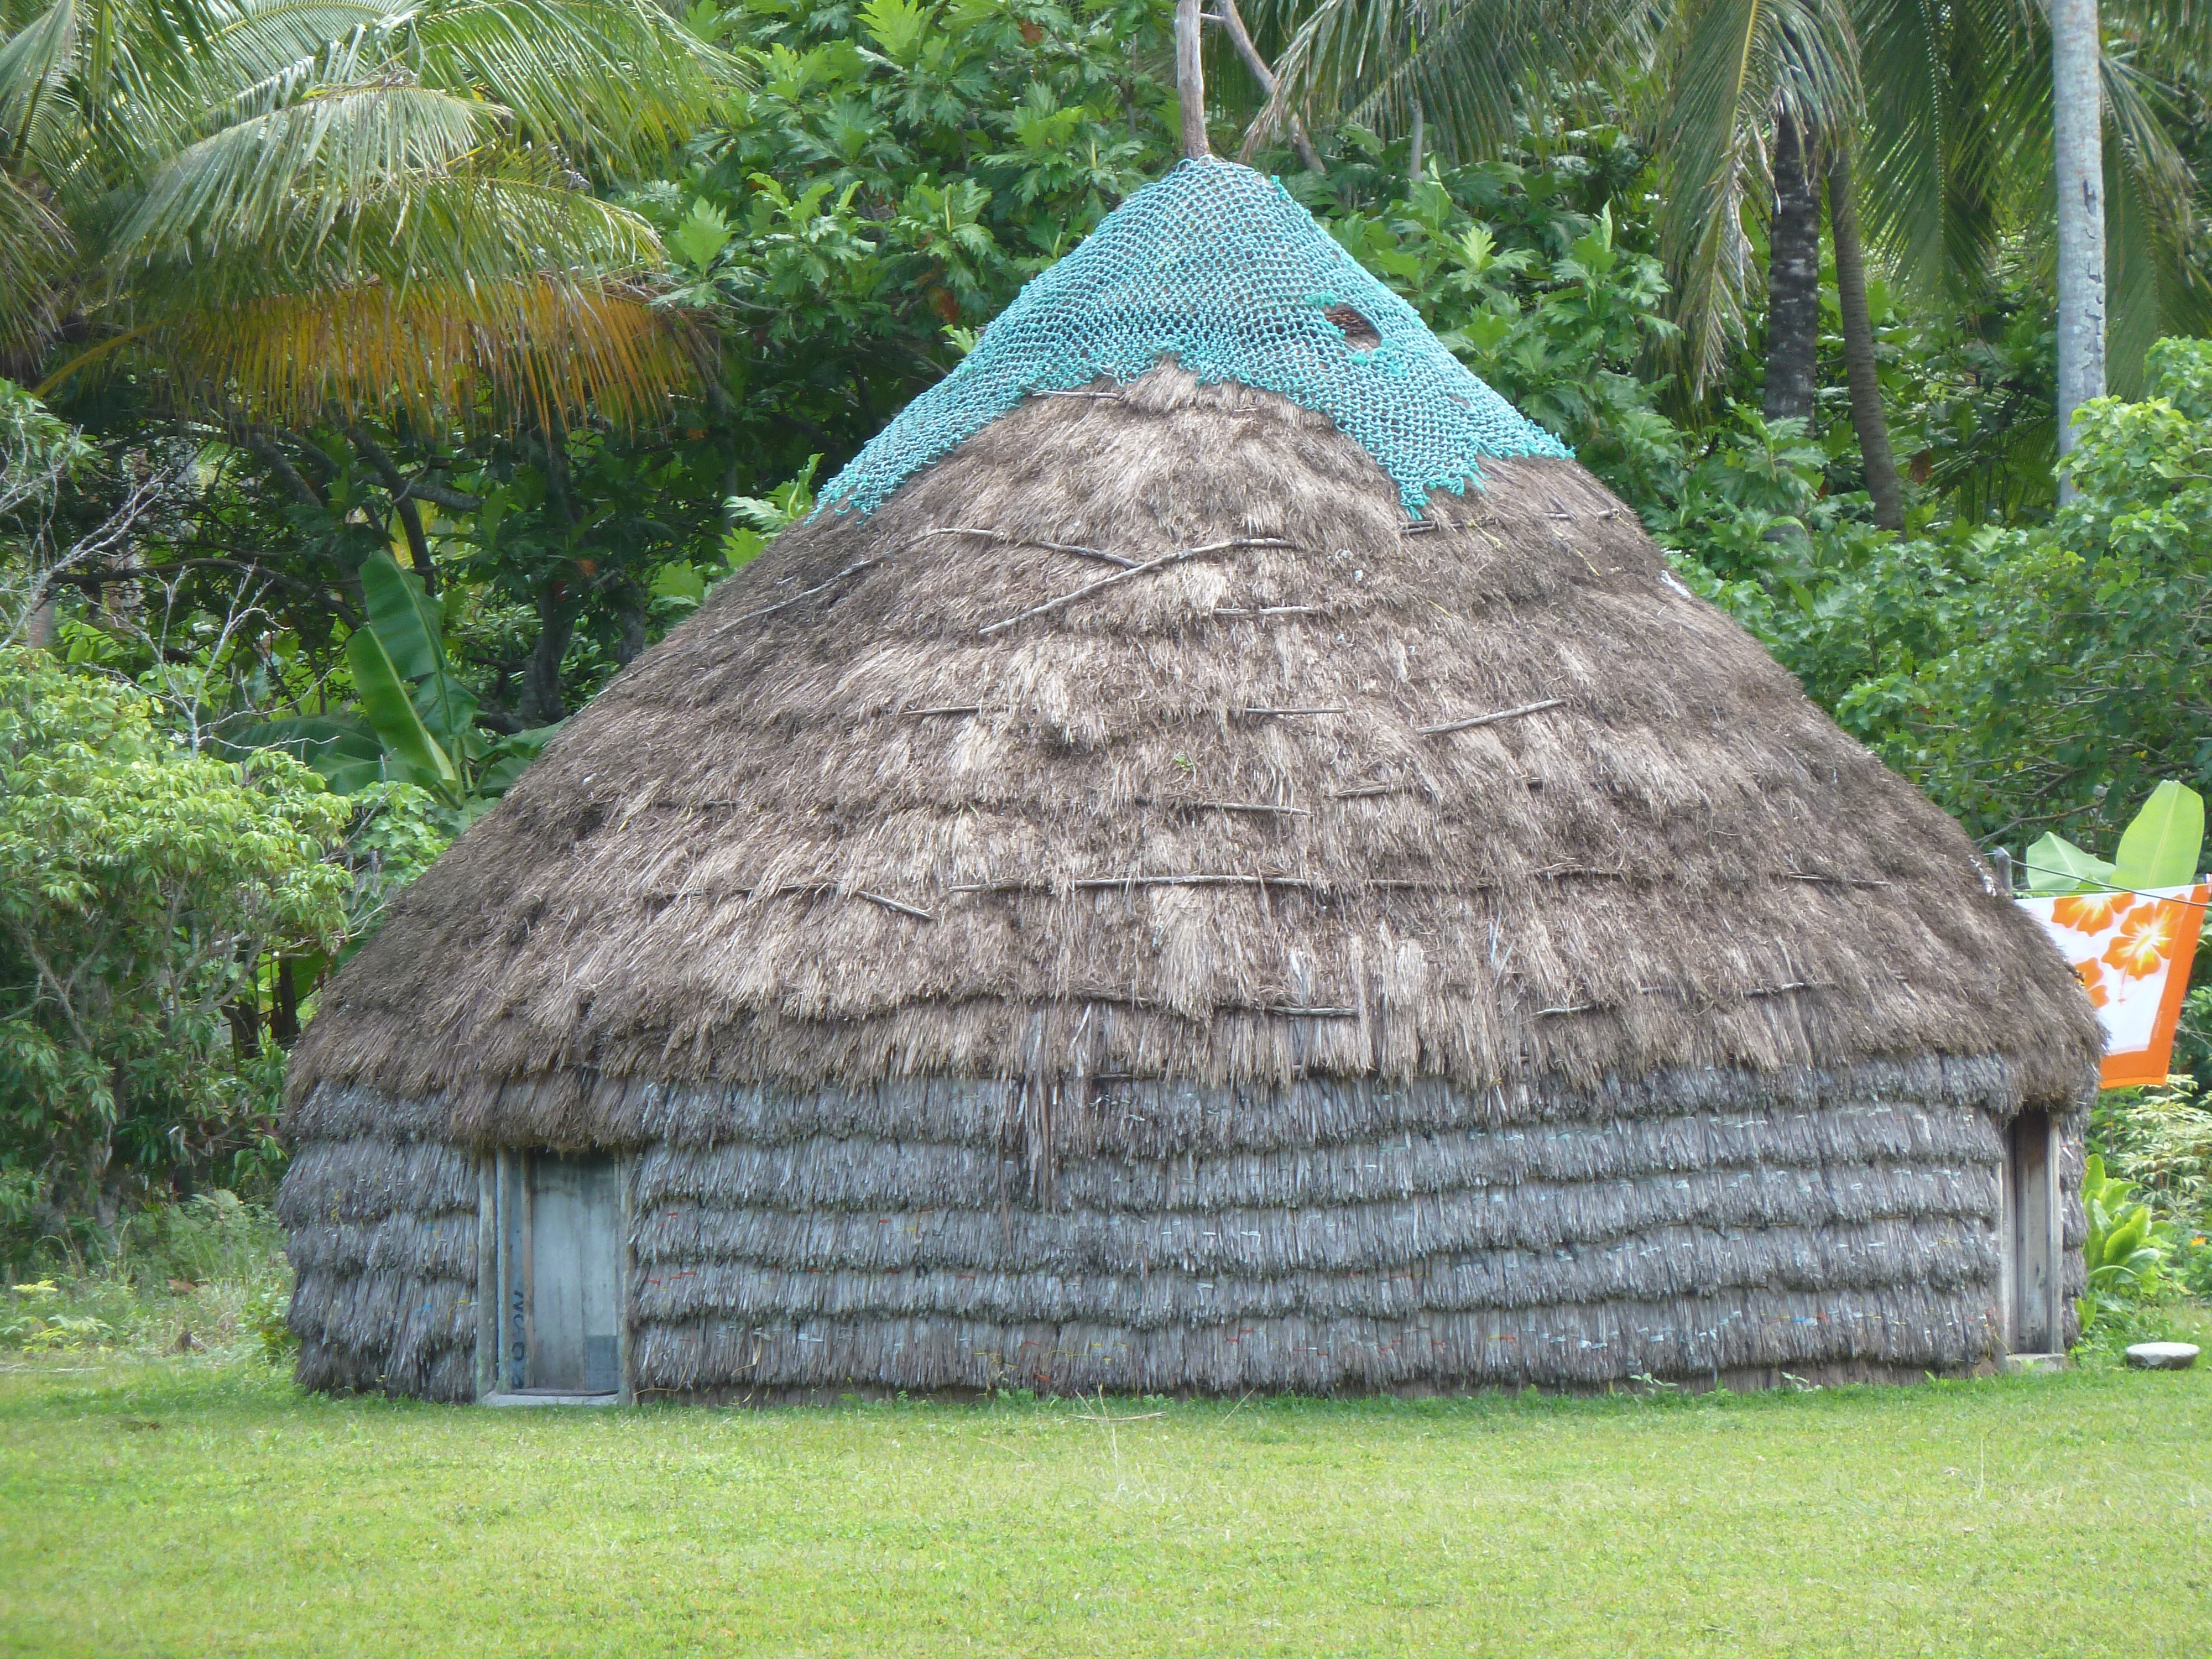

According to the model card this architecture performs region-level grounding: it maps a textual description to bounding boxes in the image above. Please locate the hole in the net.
[1323,304,1381,349]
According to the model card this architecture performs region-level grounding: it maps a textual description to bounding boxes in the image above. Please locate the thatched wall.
[286,1062,2086,1397]
[279,1094,478,1401]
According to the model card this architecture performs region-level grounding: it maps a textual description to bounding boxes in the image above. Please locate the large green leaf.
[228,713,390,795]
[345,624,458,790]
[2023,832,2117,894]
[357,550,476,752]
[356,551,442,676]
[475,724,561,799]
[2112,780,2205,892]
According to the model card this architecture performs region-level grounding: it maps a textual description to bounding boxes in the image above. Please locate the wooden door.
[526,1154,623,1392]
[2006,1110,2060,1353]
[482,1151,625,1397]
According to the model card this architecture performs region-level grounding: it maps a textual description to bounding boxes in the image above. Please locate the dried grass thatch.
[282,363,2101,1397]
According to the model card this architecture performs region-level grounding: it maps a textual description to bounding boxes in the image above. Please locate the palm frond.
[410,0,734,163]
[0,168,69,362]
[1256,0,1662,163]
[0,0,80,157]
[124,159,665,315]
[2101,51,2210,393]
[128,274,699,426]
[1658,0,1861,384]
[2111,0,2212,74]
[1350,0,1586,162]
[1853,0,1947,295]
[111,79,502,264]
[196,0,404,88]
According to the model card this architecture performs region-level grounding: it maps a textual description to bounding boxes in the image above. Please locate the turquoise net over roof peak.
[812,158,1571,520]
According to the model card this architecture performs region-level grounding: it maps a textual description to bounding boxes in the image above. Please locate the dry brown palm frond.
[119,273,698,428]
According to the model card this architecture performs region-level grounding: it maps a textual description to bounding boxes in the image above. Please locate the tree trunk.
[22,583,55,649]
[348,427,439,594]
[614,589,646,670]
[225,946,262,1060]
[520,589,575,726]
[1220,0,1322,172]
[1826,148,1904,531]
[1175,0,1208,159]
[1408,100,1425,186]
[270,957,300,1047]
[1763,111,1822,427]
[2051,0,2105,500]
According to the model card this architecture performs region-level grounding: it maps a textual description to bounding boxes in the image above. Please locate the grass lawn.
[3,1325,2209,1658]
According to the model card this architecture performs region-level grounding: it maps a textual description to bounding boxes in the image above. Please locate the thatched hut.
[279,158,2100,1404]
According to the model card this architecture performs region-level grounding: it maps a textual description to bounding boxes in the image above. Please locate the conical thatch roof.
[290,164,2096,1144]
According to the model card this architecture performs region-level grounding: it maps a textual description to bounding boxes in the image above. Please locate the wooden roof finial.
[1176,0,1208,160]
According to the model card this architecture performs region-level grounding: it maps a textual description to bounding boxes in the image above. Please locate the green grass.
[3,1324,2209,1657]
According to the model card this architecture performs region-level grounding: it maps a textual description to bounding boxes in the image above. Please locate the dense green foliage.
[1737,340,2212,846]
[1250,0,2212,392]
[6,0,2212,1250]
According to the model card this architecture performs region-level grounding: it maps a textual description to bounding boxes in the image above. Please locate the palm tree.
[1248,0,2205,521]
[2049,0,2104,493]
[0,0,731,427]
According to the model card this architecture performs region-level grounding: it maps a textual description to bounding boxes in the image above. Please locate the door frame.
[476,1148,634,1404]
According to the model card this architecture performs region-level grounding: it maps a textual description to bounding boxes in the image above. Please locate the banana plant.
[2077,1154,2171,1334]
[237,552,556,827]
[2026,780,2206,896]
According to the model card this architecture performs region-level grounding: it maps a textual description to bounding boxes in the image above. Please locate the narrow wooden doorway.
[2004,1110,2062,1354]
[478,1151,629,1401]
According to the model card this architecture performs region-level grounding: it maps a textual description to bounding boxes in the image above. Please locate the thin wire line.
[2013,863,2209,907]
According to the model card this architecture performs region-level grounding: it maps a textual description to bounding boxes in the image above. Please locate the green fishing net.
[813,157,1571,521]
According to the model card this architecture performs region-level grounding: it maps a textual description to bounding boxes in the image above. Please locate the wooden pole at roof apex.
[1176,0,1208,159]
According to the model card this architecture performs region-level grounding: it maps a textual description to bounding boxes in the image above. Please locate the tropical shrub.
[239,551,557,832]
[2,1190,295,1356]
[2090,1076,2212,1297]
[2073,1152,2186,1350]
[1771,339,2212,848]
[0,653,351,1253]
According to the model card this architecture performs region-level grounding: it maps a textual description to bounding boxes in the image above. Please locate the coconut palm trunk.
[2050,0,2105,498]
[1764,109,1822,425]
[1826,146,1903,530]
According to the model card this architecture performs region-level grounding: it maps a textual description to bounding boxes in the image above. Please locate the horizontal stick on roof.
[1191,801,1311,815]
[947,872,1328,894]
[731,559,876,627]
[726,882,935,920]
[1332,783,1405,799]
[919,526,1136,568]
[978,537,1295,635]
[1058,995,1359,1019]
[1416,697,1565,737]
[855,890,937,921]
[1240,705,1348,717]
[1213,605,1319,617]
[903,705,982,717]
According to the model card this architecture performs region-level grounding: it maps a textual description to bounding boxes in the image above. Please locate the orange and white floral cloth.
[2018,883,2208,1087]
